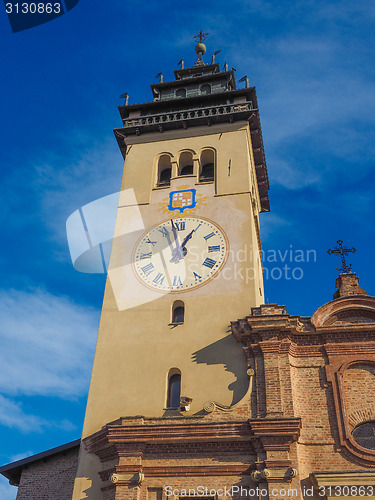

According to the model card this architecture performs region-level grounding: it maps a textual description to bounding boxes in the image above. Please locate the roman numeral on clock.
[158,227,169,237]
[140,252,152,259]
[208,246,220,252]
[204,232,215,240]
[141,263,154,276]
[174,222,185,231]
[153,273,165,284]
[202,258,216,269]
[173,276,183,286]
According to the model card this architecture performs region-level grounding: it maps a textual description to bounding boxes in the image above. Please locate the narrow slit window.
[173,306,184,324]
[167,372,181,408]
[172,301,185,324]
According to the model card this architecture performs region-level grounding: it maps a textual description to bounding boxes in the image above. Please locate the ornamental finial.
[194,30,208,65]
[193,30,209,43]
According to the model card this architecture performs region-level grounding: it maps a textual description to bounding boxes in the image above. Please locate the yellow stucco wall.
[72,122,265,500]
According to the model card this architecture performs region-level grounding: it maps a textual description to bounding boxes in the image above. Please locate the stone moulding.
[312,296,375,327]
[325,357,375,467]
[82,416,301,493]
[310,470,375,485]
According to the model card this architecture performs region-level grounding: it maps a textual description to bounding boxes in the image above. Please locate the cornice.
[232,310,375,358]
[249,418,301,440]
[84,420,253,454]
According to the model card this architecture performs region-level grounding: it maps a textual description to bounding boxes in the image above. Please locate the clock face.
[133,217,228,292]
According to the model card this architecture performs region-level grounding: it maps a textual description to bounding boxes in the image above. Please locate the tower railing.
[122,101,254,128]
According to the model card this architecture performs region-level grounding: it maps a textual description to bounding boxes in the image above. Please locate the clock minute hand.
[171,220,180,245]
[170,219,184,262]
[170,228,195,263]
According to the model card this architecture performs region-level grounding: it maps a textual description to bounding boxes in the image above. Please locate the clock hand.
[170,227,195,263]
[170,220,184,262]
[172,223,202,261]
[171,219,178,241]
[180,229,195,249]
[171,220,184,256]
[170,223,201,262]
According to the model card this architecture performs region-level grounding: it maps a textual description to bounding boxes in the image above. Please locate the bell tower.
[72,37,270,500]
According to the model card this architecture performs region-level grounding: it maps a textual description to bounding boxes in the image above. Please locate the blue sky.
[1,0,375,497]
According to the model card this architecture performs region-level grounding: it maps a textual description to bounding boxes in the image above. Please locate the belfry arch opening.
[179,151,194,176]
[157,154,172,187]
[199,149,215,182]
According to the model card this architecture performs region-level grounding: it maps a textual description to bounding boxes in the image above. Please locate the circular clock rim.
[132,216,230,294]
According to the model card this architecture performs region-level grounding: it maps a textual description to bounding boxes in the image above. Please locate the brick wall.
[16,446,78,500]
[343,363,375,428]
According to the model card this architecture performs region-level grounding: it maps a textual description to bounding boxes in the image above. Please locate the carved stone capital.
[251,467,297,483]
[110,472,144,485]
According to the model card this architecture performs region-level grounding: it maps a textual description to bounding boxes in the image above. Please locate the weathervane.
[193,30,208,65]
[327,240,356,273]
[194,30,209,43]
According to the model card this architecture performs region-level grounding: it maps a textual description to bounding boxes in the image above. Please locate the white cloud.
[225,31,375,192]
[0,476,16,500]
[0,394,74,434]
[33,138,123,245]
[267,157,321,190]
[0,395,47,433]
[0,134,123,267]
[260,213,292,242]
[10,451,34,462]
[0,288,99,398]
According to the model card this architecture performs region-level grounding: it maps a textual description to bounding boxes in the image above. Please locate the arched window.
[157,155,172,187]
[176,88,187,98]
[178,151,194,176]
[199,149,215,182]
[200,84,211,95]
[167,370,181,408]
[172,300,185,324]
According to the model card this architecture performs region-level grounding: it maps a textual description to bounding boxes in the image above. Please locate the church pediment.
[312,296,375,327]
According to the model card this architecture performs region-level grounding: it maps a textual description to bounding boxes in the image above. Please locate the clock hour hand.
[180,229,195,249]
[171,229,194,261]
[170,225,196,263]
